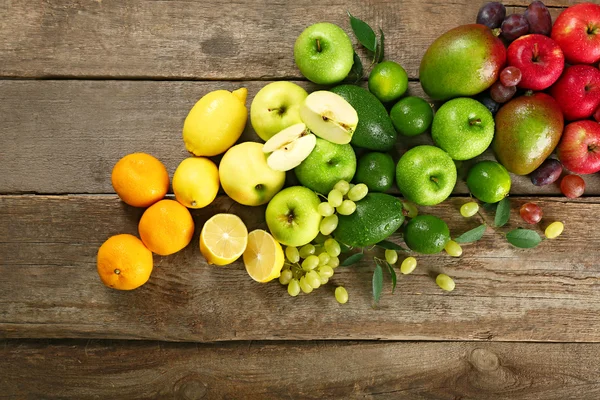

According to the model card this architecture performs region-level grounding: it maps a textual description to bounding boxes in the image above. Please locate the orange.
[97,234,153,290]
[138,199,195,256]
[111,153,170,208]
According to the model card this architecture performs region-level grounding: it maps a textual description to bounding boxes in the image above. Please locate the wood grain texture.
[1,80,598,195]
[0,0,577,80]
[1,195,599,342]
[2,339,600,399]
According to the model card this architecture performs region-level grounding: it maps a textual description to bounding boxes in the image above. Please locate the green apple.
[299,91,358,144]
[250,82,308,142]
[431,98,495,160]
[294,137,356,194]
[219,142,285,206]
[265,186,322,247]
[294,22,354,85]
[395,145,457,206]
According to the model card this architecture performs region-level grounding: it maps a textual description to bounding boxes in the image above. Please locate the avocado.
[333,193,404,247]
[330,85,397,151]
[420,24,506,101]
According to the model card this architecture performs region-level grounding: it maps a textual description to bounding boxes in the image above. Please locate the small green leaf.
[348,12,377,52]
[372,263,383,303]
[339,242,353,253]
[454,224,487,244]
[341,252,364,266]
[495,197,511,227]
[376,240,403,251]
[349,51,363,83]
[506,229,542,248]
[386,261,397,294]
[377,28,385,63]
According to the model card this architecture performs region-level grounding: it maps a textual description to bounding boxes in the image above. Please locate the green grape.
[347,183,368,202]
[328,189,343,208]
[285,246,300,263]
[334,180,350,195]
[319,274,329,285]
[401,200,419,218]
[320,214,339,235]
[318,202,335,217]
[336,199,356,215]
[306,270,321,289]
[460,202,479,218]
[301,255,319,271]
[288,279,300,297]
[279,269,293,285]
[444,240,462,257]
[329,256,340,268]
[436,274,455,291]
[324,238,341,257]
[335,286,349,304]
[318,265,334,278]
[313,232,329,244]
[318,252,330,266]
[384,249,398,264]
[299,276,313,294]
[400,257,417,275]
[545,221,564,239]
[299,244,316,258]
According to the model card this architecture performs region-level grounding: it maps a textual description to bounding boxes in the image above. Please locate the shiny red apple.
[552,3,600,65]
[507,34,564,91]
[550,65,600,121]
[557,120,600,174]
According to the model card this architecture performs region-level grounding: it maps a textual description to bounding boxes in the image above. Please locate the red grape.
[501,14,530,42]
[500,66,522,87]
[520,202,543,224]
[490,81,517,103]
[560,175,585,198]
[530,159,563,186]
[525,1,552,36]
[477,2,506,29]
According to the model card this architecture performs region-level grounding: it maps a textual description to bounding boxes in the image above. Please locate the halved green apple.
[299,91,358,144]
[263,123,317,172]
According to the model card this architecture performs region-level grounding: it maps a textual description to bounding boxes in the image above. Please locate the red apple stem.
[532,43,539,62]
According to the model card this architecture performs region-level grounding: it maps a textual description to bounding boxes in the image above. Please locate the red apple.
[594,106,600,122]
[550,65,600,121]
[507,34,564,91]
[557,120,600,174]
[552,3,600,65]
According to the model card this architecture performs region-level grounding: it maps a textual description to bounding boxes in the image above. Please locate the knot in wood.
[469,348,500,372]
[173,375,208,400]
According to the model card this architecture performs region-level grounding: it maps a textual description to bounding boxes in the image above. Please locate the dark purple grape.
[490,81,517,103]
[500,66,522,87]
[525,1,552,36]
[530,159,563,186]
[475,92,500,115]
[477,2,506,29]
[501,14,530,42]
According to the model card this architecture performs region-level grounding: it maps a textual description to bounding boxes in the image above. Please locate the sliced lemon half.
[243,229,284,283]
[200,213,248,265]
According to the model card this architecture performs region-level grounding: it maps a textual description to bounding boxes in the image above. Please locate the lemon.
[183,88,248,157]
[173,157,220,209]
[200,214,248,265]
[243,230,284,283]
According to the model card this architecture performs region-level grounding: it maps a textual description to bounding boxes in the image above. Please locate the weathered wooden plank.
[1,80,598,195]
[2,339,600,399]
[1,195,599,342]
[0,0,577,79]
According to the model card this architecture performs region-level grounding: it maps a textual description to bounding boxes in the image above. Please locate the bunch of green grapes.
[318,180,369,235]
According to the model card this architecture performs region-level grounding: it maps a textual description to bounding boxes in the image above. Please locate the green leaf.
[372,263,383,303]
[340,252,364,266]
[376,240,403,251]
[454,224,487,244]
[377,28,385,63]
[348,12,377,52]
[506,229,542,248]
[386,261,397,294]
[339,242,353,253]
[349,51,364,83]
[495,197,511,227]
[482,202,497,211]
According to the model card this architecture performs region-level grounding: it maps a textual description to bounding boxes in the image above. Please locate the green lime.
[403,215,450,254]
[368,61,408,103]
[466,161,511,203]
[354,152,395,192]
[390,96,434,137]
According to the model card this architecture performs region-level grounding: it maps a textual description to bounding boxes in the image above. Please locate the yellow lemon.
[183,88,248,157]
[200,213,248,265]
[243,230,284,283]
[173,157,220,209]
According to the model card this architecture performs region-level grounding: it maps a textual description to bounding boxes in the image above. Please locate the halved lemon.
[243,230,285,283]
[199,213,248,265]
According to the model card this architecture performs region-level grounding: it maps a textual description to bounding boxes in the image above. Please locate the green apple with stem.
[250,82,308,142]
[266,186,322,247]
[294,22,354,85]
[395,145,457,206]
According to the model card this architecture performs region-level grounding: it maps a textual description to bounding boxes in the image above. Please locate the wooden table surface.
[2,0,600,398]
